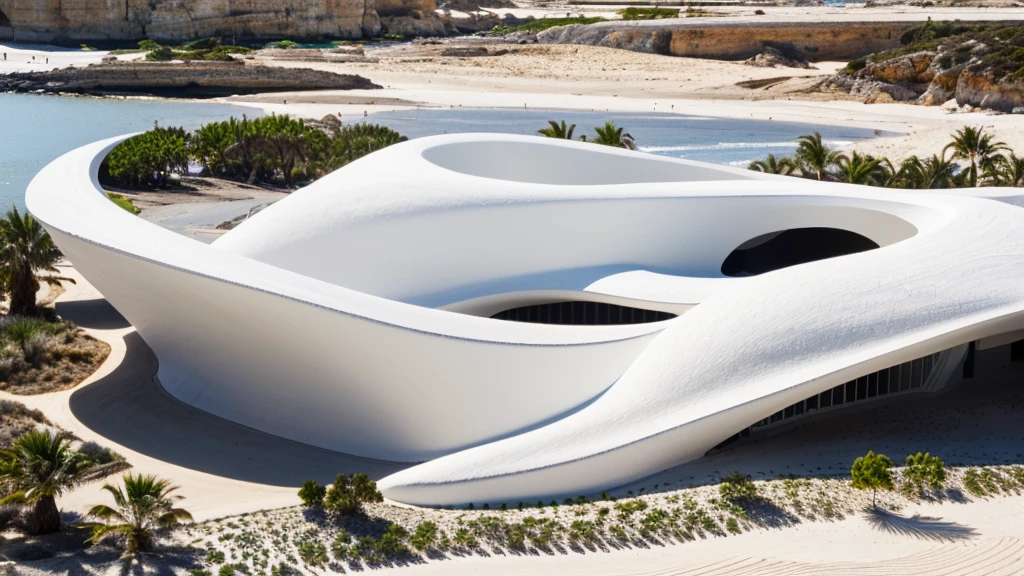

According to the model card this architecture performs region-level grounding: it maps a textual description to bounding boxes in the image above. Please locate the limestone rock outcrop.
[0,61,381,96]
[537,21,931,61]
[0,0,446,42]
[821,24,1024,112]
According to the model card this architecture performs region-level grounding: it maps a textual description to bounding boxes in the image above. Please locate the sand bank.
[219,43,1024,158]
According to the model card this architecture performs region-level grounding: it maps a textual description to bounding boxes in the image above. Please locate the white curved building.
[26,133,1024,506]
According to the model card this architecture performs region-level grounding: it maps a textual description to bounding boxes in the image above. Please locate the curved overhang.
[26,132,1024,506]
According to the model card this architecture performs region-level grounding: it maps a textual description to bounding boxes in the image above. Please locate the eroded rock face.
[0,60,381,96]
[0,0,443,42]
[821,24,1024,112]
[956,70,1024,112]
[538,22,915,61]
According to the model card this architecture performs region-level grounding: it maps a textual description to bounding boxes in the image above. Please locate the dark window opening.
[491,301,676,326]
[856,377,868,401]
[721,227,880,277]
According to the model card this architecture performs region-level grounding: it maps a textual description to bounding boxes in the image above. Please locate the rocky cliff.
[537,21,925,62]
[821,22,1024,112]
[0,0,445,43]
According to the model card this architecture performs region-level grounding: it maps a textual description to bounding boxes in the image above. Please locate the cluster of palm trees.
[105,116,408,190]
[749,127,1024,189]
[1,429,191,556]
[537,120,637,150]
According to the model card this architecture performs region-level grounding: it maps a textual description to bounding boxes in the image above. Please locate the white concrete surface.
[25,133,1024,506]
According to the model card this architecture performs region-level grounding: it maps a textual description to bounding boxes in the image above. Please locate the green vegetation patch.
[106,192,141,215]
[101,116,407,191]
[141,37,252,62]
[618,7,679,20]
[861,21,1024,81]
[493,16,606,35]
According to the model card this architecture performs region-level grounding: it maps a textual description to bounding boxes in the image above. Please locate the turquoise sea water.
[0,93,261,210]
[0,94,881,210]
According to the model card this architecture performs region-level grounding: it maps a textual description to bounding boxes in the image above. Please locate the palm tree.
[834,152,886,185]
[0,429,90,535]
[590,121,637,150]
[985,153,1024,187]
[747,154,797,175]
[537,120,576,140]
[83,474,193,557]
[794,132,839,181]
[0,207,64,316]
[943,126,1006,187]
[919,153,960,189]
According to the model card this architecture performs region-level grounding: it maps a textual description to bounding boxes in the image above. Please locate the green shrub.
[569,520,597,542]
[145,46,175,61]
[618,7,678,20]
[507,17,605,34]
[410,521,438,551]
[613,499,648,517]
[378,523,410,557]
[355,536,381,563]
[106,192,141,214]
[841,58,867,75]
[298,480,326,507]
[725,517,741,534]
[903,452,946,494]
[205,549,226,564]
[324,473,382,515]
[453,528,478,549]
[138,39,162,51]
[719,471,759,504]
[331,529,352,559]
[269,40,301,49]
[296,539,327,566]
[851,450,895,506]
[217,565,234,576]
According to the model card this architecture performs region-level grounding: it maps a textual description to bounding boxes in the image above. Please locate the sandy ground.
[3,266,1023,575]
[218,42,1024,159]
[0,265,406,523]
[113,178,289,243]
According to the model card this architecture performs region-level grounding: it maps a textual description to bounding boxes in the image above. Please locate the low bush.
[297,480,326,508]
[500,16,605,34]
[106,192,141,215]
[296,539,328,566]
[903,452,946,495]
[719,471,759,504]
[324,473,382,515]
[331,529,352,559]
[377,523,410,557]
[618,7,678,20]
[453,528,478,549]
[410,521,438,551]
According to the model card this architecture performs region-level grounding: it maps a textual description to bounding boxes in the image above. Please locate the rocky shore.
[0,60,380,97]
[819,23,1024,112]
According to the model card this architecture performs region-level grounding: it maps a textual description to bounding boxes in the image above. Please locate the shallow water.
[0,95,880,210]
[0,93,259,210]
[368,108,882,166]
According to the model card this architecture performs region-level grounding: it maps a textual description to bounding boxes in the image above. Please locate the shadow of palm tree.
[864,507,976,542]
